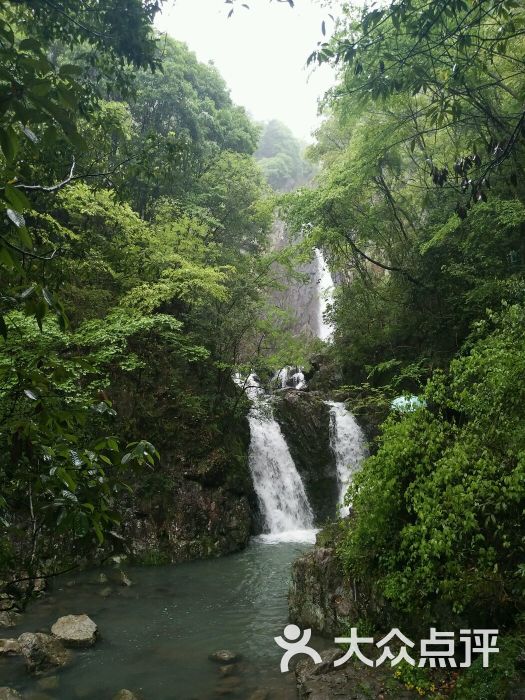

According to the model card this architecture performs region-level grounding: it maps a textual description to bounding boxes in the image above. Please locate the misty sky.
[155,0,342,142]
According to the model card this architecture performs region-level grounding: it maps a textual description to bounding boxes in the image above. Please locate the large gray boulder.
[51,614,97,648]
[0,638,21,655]
[113,691,139,700]
[289,546,356,637]
[18,632,72,674]
[0,689,22,700]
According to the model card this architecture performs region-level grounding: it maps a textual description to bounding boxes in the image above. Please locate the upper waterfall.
[315,248,335,342]
[327,401,367,517]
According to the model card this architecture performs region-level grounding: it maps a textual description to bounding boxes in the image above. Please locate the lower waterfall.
[327,401,367,517]
[246,375,316,543]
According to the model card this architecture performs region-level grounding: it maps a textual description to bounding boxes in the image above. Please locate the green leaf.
[0,126,19,163]
[17,225,33,249]
[4,184,31,212]
[93,521,104,544]
[0,246,15,269]
[19,38,42,52]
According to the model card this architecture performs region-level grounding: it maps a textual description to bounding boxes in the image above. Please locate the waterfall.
[274,366,307,390]
[245,375,316,543]
[315,248,335,342]
[326,401,366,517]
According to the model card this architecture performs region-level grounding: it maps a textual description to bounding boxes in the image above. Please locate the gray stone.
[209,650,240,664]
[289,546,357,636]
[0,638,21,655]
[0,611,21,629]
[51,614,97,648]
[18,632,72,674]
[0,689,22,700]
[113,691,139,700]
[119,571,132,587]
[296,647,416,700]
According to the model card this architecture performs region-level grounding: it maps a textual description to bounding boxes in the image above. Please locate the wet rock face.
[273,391,339,524]
[51,614,97,648]
[17,632,72,674]
[289,546,356,637]
[111,370,256,564]
[126,485,253,564]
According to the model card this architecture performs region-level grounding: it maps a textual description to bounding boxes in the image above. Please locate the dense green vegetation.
[1,0,524,695]
[256,119,315,192]
[283,0,525,694]
[0,1,302,590]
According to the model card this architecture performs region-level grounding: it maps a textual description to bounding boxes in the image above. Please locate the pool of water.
[0,538,320,700]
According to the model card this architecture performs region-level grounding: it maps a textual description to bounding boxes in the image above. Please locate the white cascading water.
[244,374,316,543]
[326,401,367,517]
[315,248,335,342]
[275,366,307,390]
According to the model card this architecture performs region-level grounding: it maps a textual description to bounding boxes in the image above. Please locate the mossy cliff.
[273,390,339,524]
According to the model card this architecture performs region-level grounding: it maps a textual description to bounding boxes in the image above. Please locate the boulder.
[296,647,417,700]
[209,650,240,664]
[0,638,21,655]
[18,632,72,674]
[51,614,97,648]
[0,689,23,700]
[289,546,357,637]
[113,691,139,700]
[118,571,132,588]
[0,611,21,629]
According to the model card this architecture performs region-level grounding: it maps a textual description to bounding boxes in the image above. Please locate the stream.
[0,538,325,700]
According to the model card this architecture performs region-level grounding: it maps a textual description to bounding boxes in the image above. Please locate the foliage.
[0,0,296,590]
[339,303,525,623]
[290,3,525,695]
[255,119,314,192]
[452,633,523,700]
